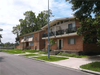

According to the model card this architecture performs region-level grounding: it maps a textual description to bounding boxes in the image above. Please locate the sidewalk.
[49,57,97,69]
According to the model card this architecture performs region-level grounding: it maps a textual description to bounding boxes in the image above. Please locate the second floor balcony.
[42,27,79,39]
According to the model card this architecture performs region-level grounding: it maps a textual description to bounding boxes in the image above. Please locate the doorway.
[26,42,29,47]
[59,39,61,49]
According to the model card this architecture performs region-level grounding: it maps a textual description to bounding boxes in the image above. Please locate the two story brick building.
[41,17,100,54]
[16,17,100,54]
[16,30,45,50]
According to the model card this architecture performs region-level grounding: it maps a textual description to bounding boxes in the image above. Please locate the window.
[68,23,73,29]
[30,34,34,38]
[61,21,63,24]
[26,36,29,39]
[70,19,74,21]
[23,43,25,46]
[68,23,75,29]
[64,20,69,22]
[23,36,25,39]
[30,42,33,46]
[68,38,76,44]
[57,22,59,25]
[35,37,37,40]
[53,24,56,26]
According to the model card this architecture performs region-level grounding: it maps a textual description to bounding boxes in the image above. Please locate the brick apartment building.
[16,30,45,50]
[16,17,100,54]
[41,17,100,54]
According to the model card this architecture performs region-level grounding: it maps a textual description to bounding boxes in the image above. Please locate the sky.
[0,0,73,43]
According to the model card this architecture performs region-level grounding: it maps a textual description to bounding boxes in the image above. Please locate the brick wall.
[39,31,45,50]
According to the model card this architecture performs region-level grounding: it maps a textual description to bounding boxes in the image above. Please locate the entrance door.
[26,42,29,47]
[59,39,61,49]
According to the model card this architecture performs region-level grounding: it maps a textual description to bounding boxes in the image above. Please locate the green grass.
[2,49,25,54]
[2,49,39,54]
[57,53,88,58]
[80,62,100,72]
[24,50,39,53]
[22,54,39,57]
[33,56,68,61]
[38,51,47,54]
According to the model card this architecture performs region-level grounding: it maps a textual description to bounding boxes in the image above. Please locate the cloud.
[0,0,72,43]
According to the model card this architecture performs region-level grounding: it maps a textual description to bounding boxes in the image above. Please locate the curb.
[79,68,100,75]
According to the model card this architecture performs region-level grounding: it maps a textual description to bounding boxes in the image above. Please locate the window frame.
[30,34,34,38]
[68,38,76,45]
[30,42,34,46]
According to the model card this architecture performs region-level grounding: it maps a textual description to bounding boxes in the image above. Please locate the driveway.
[0,52,89,75]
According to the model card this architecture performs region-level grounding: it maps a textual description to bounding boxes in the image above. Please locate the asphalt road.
[0,52,91,75]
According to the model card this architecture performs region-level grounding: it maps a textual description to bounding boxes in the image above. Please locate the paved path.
[50,55,100,69]
[0,52,89,75]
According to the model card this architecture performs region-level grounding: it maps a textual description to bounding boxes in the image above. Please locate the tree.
[37,10,54,30]
[66,0,100,45]
[12,10,53,40]
[12,25,21,43]
[66,0,100,20]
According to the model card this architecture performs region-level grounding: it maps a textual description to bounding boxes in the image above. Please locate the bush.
[57,52,87,58]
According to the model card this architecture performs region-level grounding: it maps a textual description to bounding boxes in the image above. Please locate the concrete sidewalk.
[50,56,100,69]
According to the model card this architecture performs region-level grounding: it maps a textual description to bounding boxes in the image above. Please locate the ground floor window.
[23,43,25,46]
[68,38,76,44]
[30,42,33,46]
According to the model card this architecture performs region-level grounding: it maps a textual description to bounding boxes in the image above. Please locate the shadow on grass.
[86,55,100,61]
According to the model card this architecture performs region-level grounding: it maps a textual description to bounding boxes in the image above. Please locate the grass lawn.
[22,54,39,57]
[2,49,39,54]
[57,53,88,58]
[2,49,25,54]
[33,56,68,61]
[38,51,47,54]
[80,62,100,72]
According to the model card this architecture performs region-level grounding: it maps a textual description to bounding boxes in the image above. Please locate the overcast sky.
[0,0,73,43]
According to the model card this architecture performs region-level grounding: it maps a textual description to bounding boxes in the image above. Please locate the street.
[0,52,90,75]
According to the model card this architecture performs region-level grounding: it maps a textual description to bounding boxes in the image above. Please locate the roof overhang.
[41,17,76,30]
[19,30,44,37]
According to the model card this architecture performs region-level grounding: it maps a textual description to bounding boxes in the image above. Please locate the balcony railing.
[49,32,55,37]
[42,27,78,38]
[56,30,64,35]
[42,32,55,38]
[66,27,77,33]
[42,33,48,38]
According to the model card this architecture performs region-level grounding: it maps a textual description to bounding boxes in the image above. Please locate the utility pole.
[47,0,50,59]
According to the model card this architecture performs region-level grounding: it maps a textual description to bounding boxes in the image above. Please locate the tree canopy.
[67,0,100,45]
[12,10,53,43]
[66,0,100,20]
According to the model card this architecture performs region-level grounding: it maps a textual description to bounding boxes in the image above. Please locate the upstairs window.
[23,36,25,39]
[61,21,63,24]
[64,20,69,22]
[68,23,75,29]
[68,23,73,29]
[30,34,34,38]
[26,36,29,39]
[57,22,59,25]
[53,24,56,26]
